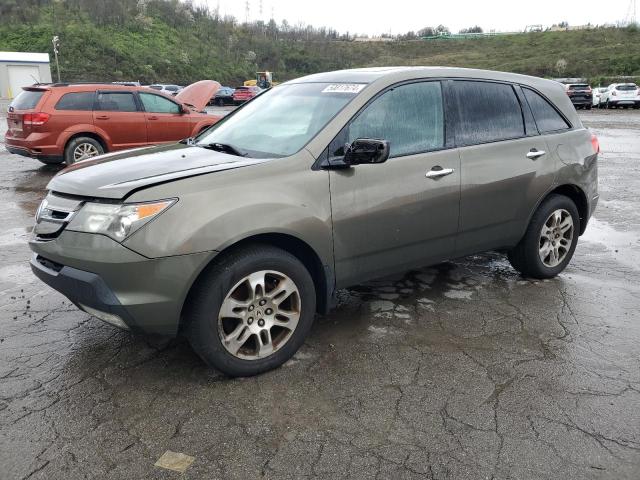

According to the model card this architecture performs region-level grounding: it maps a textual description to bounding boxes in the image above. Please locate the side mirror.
[343,138,390,165]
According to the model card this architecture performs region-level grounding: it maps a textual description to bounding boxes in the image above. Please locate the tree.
[417,26,435,37]
[435,24,450,35]
[555,58,568,76]
[459,26,483,34]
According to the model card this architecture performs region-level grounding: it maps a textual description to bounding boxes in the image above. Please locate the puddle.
[580,217,640,270]
[443,289,474,300]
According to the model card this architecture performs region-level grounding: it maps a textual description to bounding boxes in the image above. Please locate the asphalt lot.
[1,109,639,479]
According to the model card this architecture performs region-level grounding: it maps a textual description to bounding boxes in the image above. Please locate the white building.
[0,52,53,100]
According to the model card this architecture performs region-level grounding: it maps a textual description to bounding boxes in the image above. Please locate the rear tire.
[508,194,580,279]
[185,244,316,377]
[64,136,104,165]
[215,97,225,106]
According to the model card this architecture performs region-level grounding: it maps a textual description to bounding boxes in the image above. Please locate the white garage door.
[8,65,41,98]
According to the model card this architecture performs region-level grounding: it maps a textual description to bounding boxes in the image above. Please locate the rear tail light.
[591,134,600,154]
[23,112,50,126]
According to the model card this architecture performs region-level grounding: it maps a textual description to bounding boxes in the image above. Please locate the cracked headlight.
[67,199,176,241]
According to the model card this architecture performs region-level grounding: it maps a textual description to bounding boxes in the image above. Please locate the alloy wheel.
[217,270,301,360]
[538,209,574,267]
[73,142,100,161]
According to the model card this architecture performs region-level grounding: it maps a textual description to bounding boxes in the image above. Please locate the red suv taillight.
[23,112,50,126]
[591,134,600,154]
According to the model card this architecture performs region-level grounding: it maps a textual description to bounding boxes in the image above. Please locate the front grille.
[34,192,84,240]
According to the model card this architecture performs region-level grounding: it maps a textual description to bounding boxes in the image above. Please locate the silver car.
[30,67,599,376]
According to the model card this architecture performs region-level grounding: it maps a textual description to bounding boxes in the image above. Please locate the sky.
[200,0,636,36]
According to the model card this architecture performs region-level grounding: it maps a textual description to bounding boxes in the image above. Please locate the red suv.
[5,81,221,165]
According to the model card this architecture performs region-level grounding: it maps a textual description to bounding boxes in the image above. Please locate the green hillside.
[1,0,639,86]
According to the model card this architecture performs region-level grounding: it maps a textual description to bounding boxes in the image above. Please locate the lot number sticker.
[322,84,366,94]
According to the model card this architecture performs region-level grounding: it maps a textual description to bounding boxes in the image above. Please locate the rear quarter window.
[55,92,95,111]
[9,90,45,110]
[452,80,524,146]
[523,88,570,133]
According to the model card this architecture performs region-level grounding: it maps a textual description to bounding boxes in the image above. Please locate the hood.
[175,80,220,111]
[47,144,268,199]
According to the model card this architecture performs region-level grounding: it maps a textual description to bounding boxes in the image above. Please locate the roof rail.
[45,82,137,87]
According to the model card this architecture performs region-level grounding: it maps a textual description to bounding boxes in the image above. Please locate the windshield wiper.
[196,142,249,157]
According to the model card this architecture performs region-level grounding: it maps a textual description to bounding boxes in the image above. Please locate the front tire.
[185,244,316,377]
[37,157,65,166]
[508,194,580,279]
[64,136,104,165]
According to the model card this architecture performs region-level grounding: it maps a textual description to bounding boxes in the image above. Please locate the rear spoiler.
[23,85,51,91]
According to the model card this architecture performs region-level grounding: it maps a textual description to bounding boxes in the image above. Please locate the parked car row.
[147,84,184,96]
[5,81,221,165]
[208,85,264,106]
[565,82,640,109]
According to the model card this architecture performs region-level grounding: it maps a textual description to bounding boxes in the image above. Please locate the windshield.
[616,84,637,91]
[568,84,590,90]
[196,82,364,158]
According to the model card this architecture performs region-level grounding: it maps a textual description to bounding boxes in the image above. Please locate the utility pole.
[626,0,637,25]
[52,36,61,83]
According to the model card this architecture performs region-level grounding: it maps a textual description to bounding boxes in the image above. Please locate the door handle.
[148,116,159,120]
[426,166,455,179]
[526,148,546,160]
[96,115,109,120]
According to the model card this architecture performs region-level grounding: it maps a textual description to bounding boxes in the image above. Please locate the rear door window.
[139,92,181,114]
[55,92,95,111]
[9,90,45,110]
[522,88,570,133]
[452,80,524,146]
[345,81,444,158]
[95,92,138,112]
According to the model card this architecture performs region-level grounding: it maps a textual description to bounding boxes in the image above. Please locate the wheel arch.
[530,184,589,236]
[64,131,108,154]
[179,232,333,333]
[191,119,219,136]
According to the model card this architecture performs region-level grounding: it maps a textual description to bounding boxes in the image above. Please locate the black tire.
[215,97,225,106]
[64,136,104,165]
[508,194,580,279]
[37,157,65,165]
[586,104,592,110]
[185,244,316,377]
